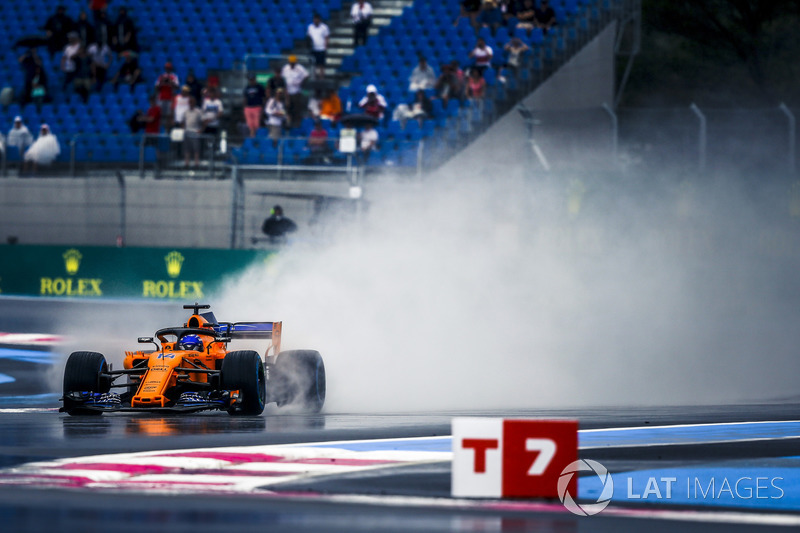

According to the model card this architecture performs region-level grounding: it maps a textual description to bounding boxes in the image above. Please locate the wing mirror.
[138,337,159,351]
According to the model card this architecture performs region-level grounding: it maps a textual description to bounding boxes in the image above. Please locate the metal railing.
[231,135,431,179]
[521,104,799,177]
[67,132,222,179]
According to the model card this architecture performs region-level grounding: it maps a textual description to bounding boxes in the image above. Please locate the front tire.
[275,350,326,413]
[62,351,109,416]
[221,350,266,415]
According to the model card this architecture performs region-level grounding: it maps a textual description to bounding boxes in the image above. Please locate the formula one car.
[60,303,325,416]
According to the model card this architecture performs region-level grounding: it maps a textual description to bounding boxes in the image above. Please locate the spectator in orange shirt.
[319,89,342,123]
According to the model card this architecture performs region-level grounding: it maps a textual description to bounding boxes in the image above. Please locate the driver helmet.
[177,334,203,352]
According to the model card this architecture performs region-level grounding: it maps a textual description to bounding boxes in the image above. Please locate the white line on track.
[581,419,800,433]
[0,408,60,413]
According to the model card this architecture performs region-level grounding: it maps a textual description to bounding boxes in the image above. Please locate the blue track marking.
[580,421,800,447]
[580,459,800,512]
[312,437,453,453]
[316,422,800,512]
[0,348,58,365]
[318,420,800,453]
[0,393,60,406]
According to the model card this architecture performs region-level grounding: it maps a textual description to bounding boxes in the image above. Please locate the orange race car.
[60,303,325,416]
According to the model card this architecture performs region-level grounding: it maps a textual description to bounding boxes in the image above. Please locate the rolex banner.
[0,245,275,300]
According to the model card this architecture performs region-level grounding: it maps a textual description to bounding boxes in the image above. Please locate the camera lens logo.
[558,459,614,516]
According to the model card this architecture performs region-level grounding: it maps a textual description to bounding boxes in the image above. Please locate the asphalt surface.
[1,298,799,531]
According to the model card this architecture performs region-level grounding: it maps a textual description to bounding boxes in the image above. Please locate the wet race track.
[1,298,800,532]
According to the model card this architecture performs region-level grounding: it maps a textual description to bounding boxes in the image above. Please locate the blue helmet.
[177,334,203,352]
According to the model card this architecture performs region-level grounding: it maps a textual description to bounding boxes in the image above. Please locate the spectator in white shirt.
[359,122,378,164]
[408,55,436,92]
[307,13,330,79]
[201,87,224,136]
[265,87,287,147]
[469,37,493,74]
[172,85,192,126]
[87,41,112,91]
[351,1,373,47]
[60,32,81,90]
[281,55,309,129]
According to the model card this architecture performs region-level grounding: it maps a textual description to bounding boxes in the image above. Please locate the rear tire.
[275,350,326,413]
[62,351,109,416]
[221,350,266,415]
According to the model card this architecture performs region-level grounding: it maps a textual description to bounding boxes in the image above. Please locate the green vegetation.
[620,0,800,107]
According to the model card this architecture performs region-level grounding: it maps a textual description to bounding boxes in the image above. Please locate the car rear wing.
[214,322,282,355]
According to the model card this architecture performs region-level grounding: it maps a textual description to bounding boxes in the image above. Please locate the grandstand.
[0,0,631,173]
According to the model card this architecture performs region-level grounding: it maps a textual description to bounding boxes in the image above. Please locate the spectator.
[87,40,112,90]
[358,84,387,120]
[499,0,520,22]
[265,87,287,147]
[201,87,224,136]
[18,48,45,106]
[261,205,297,244]
[112,6,138,53]
[281,55,309,129]
[319,89,343,123]
[75,11,96,47]
[393,89,432,126]
[24,124,60,173]
[185,70,204,105]
[141,95,162,134]
[111,50,142,91]
[466,68,486,117]
[243,73,266,137]
[359,122,378,164]
[307,89,323,118]
[7,117,34,159]
[436,61,465,106]
[466,68,487,100]
[534,0,557,33]
[88,0,108,26]
[469,37,493,75]
[455,0,481,30]
[94,9,112,49]
[183,96,203,168]
[265,66,285,98]
[30,66,49,112]
[410,89,433,122]
[173,85,191,127]
[43,5,74,60]
[351,0,373,47]
[306,119,332,164]
[408,55,436,92]
[307,13,330,79]
[155,61,179,128]
[478,0,504,35]
[60,31,81,90]
[516,0,537,30]
[504,36,530,73]
[72,46,93,103]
